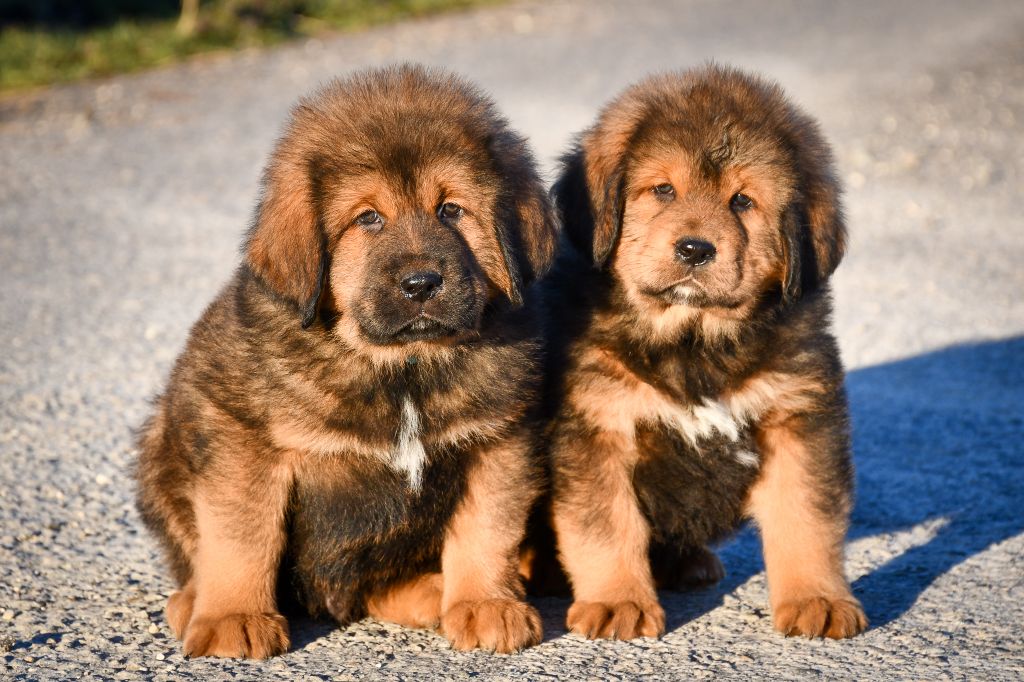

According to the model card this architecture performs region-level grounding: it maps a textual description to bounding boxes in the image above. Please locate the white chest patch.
[391,397,428,491]
[734,449,760,468]
[648,397,743,446]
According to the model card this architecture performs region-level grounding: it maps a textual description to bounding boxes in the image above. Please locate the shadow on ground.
[656,336,1024,633]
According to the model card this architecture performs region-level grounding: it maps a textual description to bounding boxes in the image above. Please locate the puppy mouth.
[649,279,712,306]
[391,314,460,342]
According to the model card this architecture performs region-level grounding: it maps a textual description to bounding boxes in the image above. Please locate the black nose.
[400,271,443,303]
[676,238,717,266]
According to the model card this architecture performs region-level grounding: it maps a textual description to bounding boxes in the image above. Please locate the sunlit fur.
[535,65,866,641]
[136,65,558,659]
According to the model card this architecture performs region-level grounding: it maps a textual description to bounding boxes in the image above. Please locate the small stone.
[155,653,165,660]
[2,611,14,621]
[148,624,160,634]
[95,474,111,486]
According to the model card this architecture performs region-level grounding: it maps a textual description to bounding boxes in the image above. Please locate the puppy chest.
[272,386,511,490]
[631,424,761,547]
[286,450,468,614]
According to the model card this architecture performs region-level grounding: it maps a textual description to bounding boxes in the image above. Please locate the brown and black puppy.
[543,65,867,640]
[135,65,558,658]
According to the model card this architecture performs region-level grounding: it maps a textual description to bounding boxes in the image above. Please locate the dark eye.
[438,201,464,222]
[355,209,383,229]
[652,183,675,198]
[730,193,754,212]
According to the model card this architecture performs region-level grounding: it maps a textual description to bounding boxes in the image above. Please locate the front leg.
[439,434,543,653]
[178,455,293,658]
[746,413,867,638]
[552,429,664,640]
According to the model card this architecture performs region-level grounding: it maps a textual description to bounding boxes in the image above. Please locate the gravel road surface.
[2,0,1023,679]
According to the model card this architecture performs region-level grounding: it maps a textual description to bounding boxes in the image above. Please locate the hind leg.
[651,544,725,591]
[166,586,196,639]
[366,573,443,629]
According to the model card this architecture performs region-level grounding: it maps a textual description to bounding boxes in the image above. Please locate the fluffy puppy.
[135,65,558,658]
[544,64,867,640]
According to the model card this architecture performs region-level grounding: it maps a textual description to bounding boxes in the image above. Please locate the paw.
[366,573,443,629]
[397,577,442,629]
[166,589,195,640]
[774,596,867,639]
[441,598,542,653]
[182,612,290,658]
[567,599,665,640]
[655,546,725,591]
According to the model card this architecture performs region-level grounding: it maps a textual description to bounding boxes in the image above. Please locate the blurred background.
[1,1,1022,679]
[0,0,492,91]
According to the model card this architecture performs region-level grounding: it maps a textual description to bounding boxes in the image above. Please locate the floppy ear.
[490,131,560,305]
[553,109,636,268]
[780,205,807,303]
[245,148,328,328]
[786,117,847,292]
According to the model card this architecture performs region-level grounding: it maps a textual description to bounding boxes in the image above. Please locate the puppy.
[544,65,867,640]
[135,65,558,658]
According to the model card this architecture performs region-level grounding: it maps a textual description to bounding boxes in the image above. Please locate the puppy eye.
[438,202,464,222]
[730,193,754,212]
[355,209,383,229]
[652,183,675,198]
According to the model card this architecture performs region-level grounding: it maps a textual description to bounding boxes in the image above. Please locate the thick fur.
[135,65,558,658]
[541,65,867,640]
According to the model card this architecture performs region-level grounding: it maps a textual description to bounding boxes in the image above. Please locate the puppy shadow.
[661,336,1024,633]
[287,616,338,649]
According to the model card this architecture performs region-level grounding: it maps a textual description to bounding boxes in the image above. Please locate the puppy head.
[245,65,557,357]
[556,65,845,338]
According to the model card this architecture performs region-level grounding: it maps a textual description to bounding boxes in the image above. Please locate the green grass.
[0,0,498,92]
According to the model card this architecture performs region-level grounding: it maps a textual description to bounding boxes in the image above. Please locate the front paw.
[182,612,290,658]
[441,598,542,653]
[567,599,665,639]
[774,595,867,639]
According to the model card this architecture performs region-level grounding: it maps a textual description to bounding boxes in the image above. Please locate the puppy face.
[558,65,845,338]
[246,65,557,356]
[614,121,795,316]
[323,153,499,346]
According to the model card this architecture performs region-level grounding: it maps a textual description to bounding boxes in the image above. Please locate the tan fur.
[268,417,387,459]
[552,430,665,639]
[365,573,444,629]
[247,148,320,306]
[439,435,542,652]
[746,422,867,638]
[612,159,790,344]
[181,467,293,657]
[570,348,818,447]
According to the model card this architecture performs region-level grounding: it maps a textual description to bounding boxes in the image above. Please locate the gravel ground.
[2,0,1023,679]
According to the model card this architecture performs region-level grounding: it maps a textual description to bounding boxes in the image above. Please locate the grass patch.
[0,0,499,92]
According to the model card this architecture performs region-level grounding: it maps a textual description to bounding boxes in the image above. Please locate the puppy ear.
[245,147,328,328]
[491,131,560,305]
[553,106,637,268]
[788,117,847,289]
[552,147,619,268]
[780,206,805,303]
